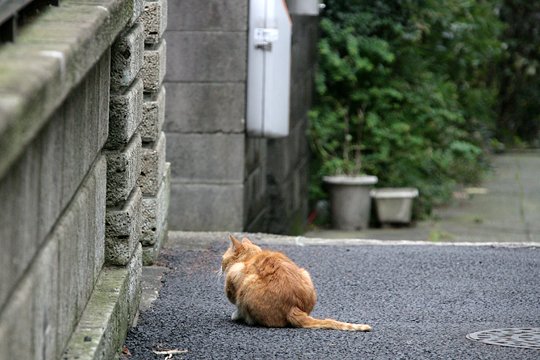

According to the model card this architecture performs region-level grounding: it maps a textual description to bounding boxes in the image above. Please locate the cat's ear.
[241,237,253,245]
[229,234,242,250]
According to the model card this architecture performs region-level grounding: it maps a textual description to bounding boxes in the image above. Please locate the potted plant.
[370,187,419,225]
[311,108,378,230]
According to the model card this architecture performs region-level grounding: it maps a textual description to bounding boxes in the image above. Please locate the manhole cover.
[466,328,540,349]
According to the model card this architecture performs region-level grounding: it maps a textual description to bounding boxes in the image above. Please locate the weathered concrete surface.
[138,265,168,313]
[105,133,142,207]
[166,133,245,181]
[0,155,107,360]
[106,78,144,149]
[62,244,142,360]
[105,187,142,266]
[307,152,540,243]
[125,232,539,359]
[142,39,167,94]
[168,183,244,231]
[141,0,168,45]
[138,132,166,196]
[167,0,247,31]
[142,221,168,266]
[141,87,165,143]
[164,31,246,82]
[0,0,133,178]
[164,82,245,133]
[111,21,145,92]
[141,163,170,246]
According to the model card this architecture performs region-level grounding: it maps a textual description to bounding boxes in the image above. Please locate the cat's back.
[246,250,313,286]
[242,249,316,316]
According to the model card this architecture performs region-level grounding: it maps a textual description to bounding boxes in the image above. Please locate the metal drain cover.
[466,328,540,349]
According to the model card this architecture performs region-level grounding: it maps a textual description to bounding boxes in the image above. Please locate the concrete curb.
[167,231,540,249]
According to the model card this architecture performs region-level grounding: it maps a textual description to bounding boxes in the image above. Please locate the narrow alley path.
[124,233,539,359]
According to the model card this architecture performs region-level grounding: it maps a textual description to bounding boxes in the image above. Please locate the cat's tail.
[287,307,372,332]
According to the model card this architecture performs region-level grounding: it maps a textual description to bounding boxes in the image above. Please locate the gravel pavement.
[124,237,539,359]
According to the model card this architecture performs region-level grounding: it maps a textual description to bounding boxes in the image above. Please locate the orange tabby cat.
[221,235,372,331]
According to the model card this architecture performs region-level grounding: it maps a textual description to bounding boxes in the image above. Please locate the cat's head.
[222,234,262,271]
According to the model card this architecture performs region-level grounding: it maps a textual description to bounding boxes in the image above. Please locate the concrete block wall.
[0,50,114,360]
[0,0,169,358]
[105,11,145,267]
[164,1,317,233]
[139,0,170,264]
[0,84,109,357]
[165,0,249,231]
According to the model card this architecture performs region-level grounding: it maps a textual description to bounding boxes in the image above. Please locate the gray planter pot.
[323,175,378,230]
[370,188,419,224]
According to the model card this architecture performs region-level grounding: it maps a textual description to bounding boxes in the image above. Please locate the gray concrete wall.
[165,1,318,233]
[0,1,169,358]
[165,0,249,231]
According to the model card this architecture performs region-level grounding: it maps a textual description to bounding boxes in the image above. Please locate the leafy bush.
[309,0,502,217]
[496,0,540,145]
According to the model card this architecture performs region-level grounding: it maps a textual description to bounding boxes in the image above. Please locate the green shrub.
[496,0,540,145]
[309,0,502,218]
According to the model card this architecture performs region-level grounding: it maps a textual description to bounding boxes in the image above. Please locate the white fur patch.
[228,262,245,281]
[300,269,312,283]
[231,309,240,321]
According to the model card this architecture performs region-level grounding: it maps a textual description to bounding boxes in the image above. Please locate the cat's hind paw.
[231,309,241,321]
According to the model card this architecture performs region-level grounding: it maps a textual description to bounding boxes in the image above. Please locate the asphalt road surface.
[125,241,539,359]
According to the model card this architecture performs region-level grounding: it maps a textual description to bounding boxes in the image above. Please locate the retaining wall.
[0,0,169,358]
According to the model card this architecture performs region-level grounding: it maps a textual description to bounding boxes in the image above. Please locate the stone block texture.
[142,221,168,265]
[0,57,109,312]
[0,0,131,180]
[0,154,107,360]
[0,1,168,359]
[141,0,168,45]
[106,77,144,149]
[143,39,167,93]
[141,163,170,246]
[105,187,142,266]
[105,132,142,207]
[141,86,166,143]
[111,21,145,92]
[138,131,166,195]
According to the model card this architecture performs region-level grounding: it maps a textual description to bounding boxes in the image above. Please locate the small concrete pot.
[323,175,378,230]
[370,188,419,224]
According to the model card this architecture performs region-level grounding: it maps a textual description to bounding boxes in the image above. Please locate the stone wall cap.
[0,0,133,179]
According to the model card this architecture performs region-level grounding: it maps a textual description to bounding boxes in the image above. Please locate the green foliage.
[310,0,503,218]
[496,0,540,145]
